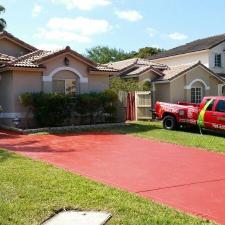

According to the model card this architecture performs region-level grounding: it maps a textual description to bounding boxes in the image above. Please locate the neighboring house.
[0,31,117,126]
[106,34,225,104]
[149,34,225,102]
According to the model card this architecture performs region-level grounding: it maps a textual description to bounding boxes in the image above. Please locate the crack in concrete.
[135,178,225,193]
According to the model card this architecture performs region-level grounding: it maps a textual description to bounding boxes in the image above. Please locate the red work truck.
[155,96,225,133]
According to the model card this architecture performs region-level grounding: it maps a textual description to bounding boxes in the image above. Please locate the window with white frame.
[215,53,222,68]
[53,79,77,95]
[191,87,202,104]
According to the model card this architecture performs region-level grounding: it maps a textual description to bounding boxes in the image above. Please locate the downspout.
[151,83,156,105]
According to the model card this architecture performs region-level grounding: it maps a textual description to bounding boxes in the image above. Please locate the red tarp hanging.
[126,92,135,121]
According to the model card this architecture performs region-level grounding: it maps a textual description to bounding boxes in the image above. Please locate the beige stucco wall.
[53,70,79,80]
[139,71,158,82]
[0,70,42,126]
[12,71,42,113]
[170,75,186,103]
[154,83,171,102]
[209,76,221,96]
[185,66,221,100]
[0,38,30,57]
[43,54,89,94]
[185,67,210,89]
[88,74,109,92]
[154,66,223,103]
[0,71,14,112]
[42,53,109,93]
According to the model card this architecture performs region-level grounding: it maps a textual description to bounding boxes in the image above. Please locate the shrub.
[109,77,147,93]
[73,90,118,123]
[20,92,73,127]
[20,90,118,128]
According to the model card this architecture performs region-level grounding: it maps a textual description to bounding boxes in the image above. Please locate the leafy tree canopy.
[86,46,165,64]
[86,46,136,64]
[135,47,165,58]
[110,77,151,93]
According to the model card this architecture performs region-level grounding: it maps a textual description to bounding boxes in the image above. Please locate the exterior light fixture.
[64,57,70,66]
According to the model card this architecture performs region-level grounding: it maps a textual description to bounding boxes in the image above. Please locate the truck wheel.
[163,116,177,130]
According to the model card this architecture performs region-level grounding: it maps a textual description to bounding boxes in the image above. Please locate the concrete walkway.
[1,130,225,224]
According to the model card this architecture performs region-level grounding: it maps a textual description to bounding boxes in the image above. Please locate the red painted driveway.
[1,130,225,224]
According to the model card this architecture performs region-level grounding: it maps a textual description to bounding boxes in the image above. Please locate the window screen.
[53,80,65,94]
[65,79,77,94]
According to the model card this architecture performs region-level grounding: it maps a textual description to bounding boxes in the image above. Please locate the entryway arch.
[43,66,88,83]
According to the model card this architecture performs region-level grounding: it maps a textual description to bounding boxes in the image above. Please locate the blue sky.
[1,0,225,54]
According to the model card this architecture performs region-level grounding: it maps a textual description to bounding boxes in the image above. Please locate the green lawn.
[0,149,215,225]
[109,121,225,154]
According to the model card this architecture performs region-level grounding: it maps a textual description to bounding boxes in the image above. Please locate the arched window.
[52,70,79,95]
[190,81,205,104]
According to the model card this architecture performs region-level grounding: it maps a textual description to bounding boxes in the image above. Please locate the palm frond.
[0,5,5,13]
[0,18,6,31]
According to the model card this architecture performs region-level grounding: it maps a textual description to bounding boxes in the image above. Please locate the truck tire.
[163,115,177,130]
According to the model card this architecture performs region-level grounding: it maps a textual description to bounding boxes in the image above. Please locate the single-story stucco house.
[1,31,225,127]
[105,34,225,104]
[0,31,117,126]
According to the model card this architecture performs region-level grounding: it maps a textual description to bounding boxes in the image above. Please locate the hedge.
[19,90,118,128]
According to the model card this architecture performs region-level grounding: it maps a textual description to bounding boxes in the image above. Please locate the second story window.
[215,53,222,68]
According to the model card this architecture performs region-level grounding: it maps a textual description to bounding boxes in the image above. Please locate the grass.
[0,149,215,225]
[108,121,225,154]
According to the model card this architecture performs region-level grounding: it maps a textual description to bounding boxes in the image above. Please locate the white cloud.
[32,4,42,17]
[51,0,111,11]
[168,32,188,41]
[115,10,143,22]
[146,27,157,37]
[35,17,111,43]
[47,17,110,35]
[35,28,92,43]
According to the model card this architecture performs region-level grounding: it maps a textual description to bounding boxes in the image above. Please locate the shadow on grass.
[0,149,17,163]
[109,122,163,134]
[110,122,225,138]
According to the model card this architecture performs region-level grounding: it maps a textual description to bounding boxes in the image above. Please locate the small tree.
[142,80,152,91]
[86,46,136,64]
[110,77,146,93]
[135,47,165,58]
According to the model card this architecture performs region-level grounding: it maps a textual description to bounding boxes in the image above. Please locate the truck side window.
[215,100,225,113]
[206,99,215,111]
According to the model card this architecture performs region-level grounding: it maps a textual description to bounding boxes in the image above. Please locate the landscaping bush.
[110,77,147,93]
[73,90,117,124]
[20,92,73,127]
[20,90,118,128]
